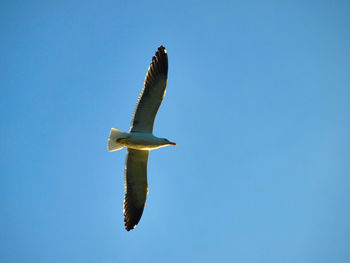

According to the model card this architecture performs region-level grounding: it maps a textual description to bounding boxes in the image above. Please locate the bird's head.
[162,138,177,146]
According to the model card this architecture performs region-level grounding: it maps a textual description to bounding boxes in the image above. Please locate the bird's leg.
[117,135,130,144]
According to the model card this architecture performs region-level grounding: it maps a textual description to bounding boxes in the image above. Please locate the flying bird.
[107,46,176,231]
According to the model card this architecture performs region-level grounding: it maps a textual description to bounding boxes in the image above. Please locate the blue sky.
[1,1,350,262]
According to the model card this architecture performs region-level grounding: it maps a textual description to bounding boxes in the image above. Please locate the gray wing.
[123,148,150,231]
[130,46,168,133]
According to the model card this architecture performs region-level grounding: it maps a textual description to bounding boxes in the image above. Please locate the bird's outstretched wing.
[130,46,168,133]
[123,149,149,231]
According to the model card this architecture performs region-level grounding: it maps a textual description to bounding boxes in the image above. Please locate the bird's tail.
[107,128,126,152]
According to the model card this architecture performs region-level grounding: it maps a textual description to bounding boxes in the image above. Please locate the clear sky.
[1,1,350,262]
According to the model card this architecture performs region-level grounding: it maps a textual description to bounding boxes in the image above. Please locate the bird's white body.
[120,132,175,150]
[108,128,175,151]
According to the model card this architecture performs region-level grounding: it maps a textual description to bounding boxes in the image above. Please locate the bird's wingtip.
[158,45,167,53]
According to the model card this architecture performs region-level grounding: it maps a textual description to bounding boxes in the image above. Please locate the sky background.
[1,1,350,262]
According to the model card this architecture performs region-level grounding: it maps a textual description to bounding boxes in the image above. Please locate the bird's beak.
[169,142,177,146]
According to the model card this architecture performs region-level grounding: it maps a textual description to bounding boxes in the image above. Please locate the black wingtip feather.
[124,195,145,231]
[144,46,168,89]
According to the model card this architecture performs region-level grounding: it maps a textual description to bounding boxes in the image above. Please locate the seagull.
[107,46,176,231]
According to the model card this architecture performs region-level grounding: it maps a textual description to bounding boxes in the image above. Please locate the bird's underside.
[108,45,172,231]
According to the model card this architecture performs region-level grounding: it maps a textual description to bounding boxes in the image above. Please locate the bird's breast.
[120,133,163,150]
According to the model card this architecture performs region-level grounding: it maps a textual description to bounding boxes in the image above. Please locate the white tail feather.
[108,128,126,152]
